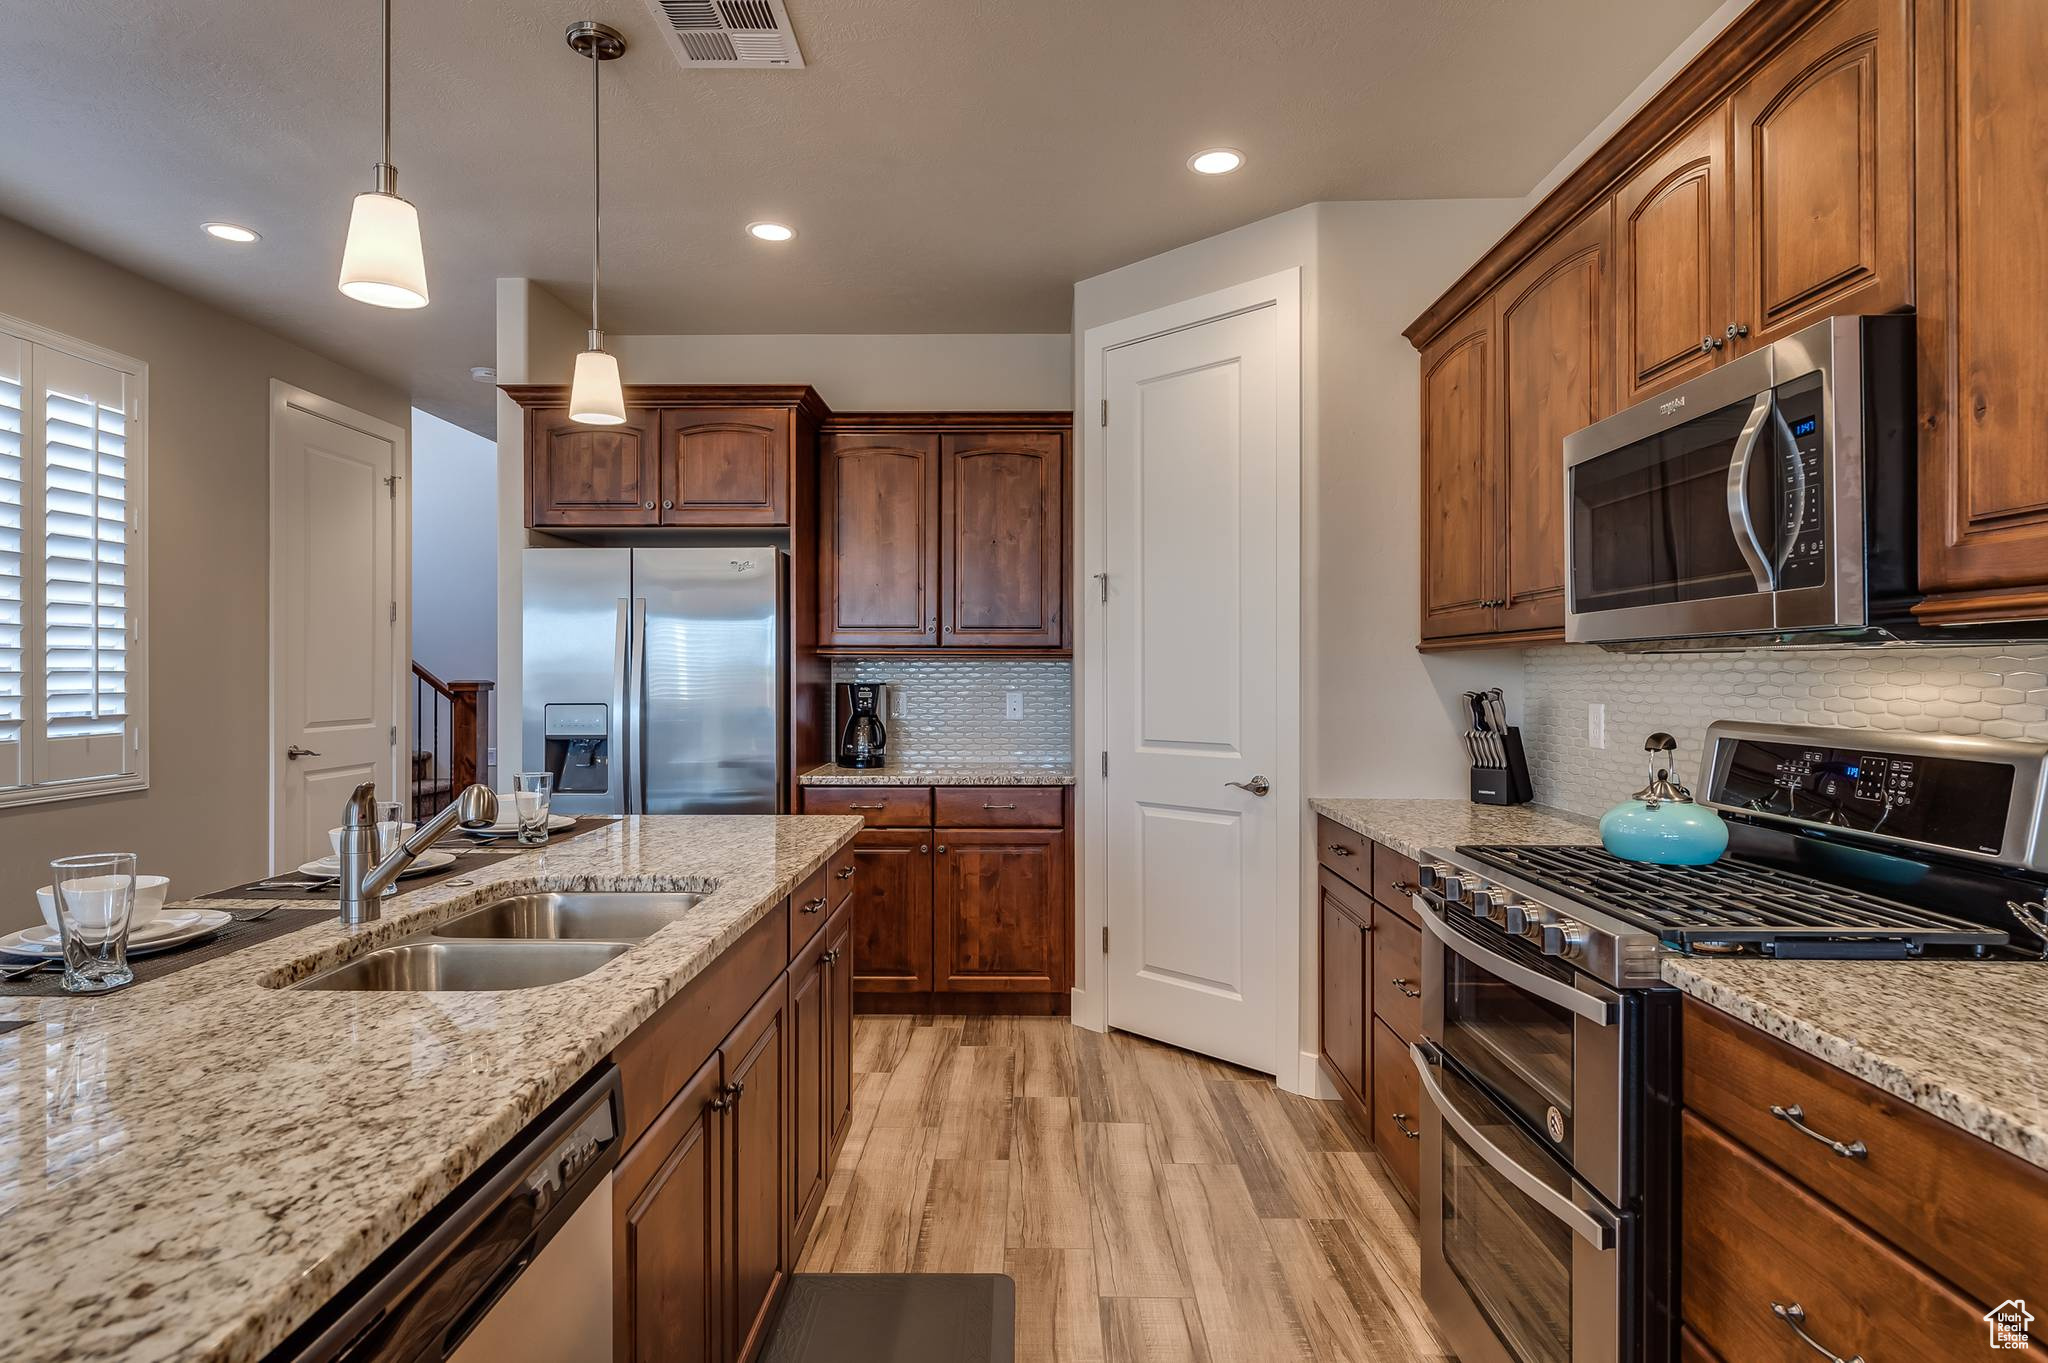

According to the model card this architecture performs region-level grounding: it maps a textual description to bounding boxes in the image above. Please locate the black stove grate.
[1454,844,2006,949]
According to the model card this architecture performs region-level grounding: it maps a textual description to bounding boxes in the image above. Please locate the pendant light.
[338,0,429,308]
[567,21,628,426]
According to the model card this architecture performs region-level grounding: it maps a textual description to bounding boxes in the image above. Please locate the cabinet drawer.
[827,843,858,909]
[1683,999,2048,1315]
[1316,816,1372,893]
[1681,1115,2020,1362]
[1371,1019,1422,1206]
[1371,907,1422,1045]
[802,785,931,827]
[1371,843,1423,926]
[790,864,830,959]
[934,785,1063,829]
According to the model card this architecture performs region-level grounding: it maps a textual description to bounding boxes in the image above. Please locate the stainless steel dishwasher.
[284,1066,621,1363]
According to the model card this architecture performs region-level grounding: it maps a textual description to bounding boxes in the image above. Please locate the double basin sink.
[295,892,704,992]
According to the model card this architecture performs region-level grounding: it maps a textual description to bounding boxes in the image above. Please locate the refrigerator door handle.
[629,596,649,815]
[612,598,631,816]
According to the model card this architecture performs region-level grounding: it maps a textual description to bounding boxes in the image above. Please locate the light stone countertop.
[799,759,1076,787]
[1307,796,1599,861]
[0,813,861,1363]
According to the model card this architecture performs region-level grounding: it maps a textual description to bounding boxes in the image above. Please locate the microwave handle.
[1725,391,1777,591]
[1411,1042,1617,1250]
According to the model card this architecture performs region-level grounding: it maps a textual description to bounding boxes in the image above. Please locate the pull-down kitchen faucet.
[335,781,498,926]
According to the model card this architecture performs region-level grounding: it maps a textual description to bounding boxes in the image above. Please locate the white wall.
[610,334,1072,411]
[410,408,498,683]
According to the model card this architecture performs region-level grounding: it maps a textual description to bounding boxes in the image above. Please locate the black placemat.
[0,908,333,999]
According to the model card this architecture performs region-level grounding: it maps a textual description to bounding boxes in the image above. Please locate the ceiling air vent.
[646,0,806,68]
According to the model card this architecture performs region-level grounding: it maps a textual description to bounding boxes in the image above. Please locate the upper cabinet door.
[657,408,791,526]
[819,434,940,647]
[1419,303,1500,642]
[1495,204,1614,637]
[941,432,1065,647]
[1912,0,2048,610]
[1614,105,1731,406]
[527,409,660,527]
[1729,0,1913,350]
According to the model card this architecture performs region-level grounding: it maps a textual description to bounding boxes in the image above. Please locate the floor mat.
[762,1275,1014,1363]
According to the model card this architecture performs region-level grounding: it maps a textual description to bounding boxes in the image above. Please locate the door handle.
[286,745,322,760]
[1225,776,1271,796]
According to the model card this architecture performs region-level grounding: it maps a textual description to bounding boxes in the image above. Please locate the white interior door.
[1103,304,1284,1073]
[270,391,399,871]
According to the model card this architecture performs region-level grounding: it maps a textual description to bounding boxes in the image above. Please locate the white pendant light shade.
[569,345,626,425]
[339,188,429,308]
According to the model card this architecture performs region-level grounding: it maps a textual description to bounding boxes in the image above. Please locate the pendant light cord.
[381,0,392,168]
[590,40,602,336]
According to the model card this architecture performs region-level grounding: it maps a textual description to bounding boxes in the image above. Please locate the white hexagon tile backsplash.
[1520,645,2048,817]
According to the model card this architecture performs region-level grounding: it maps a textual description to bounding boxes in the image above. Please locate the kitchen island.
[0,813,860,1363]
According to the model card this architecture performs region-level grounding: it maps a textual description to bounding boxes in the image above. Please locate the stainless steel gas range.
[1407,721,2048,1363]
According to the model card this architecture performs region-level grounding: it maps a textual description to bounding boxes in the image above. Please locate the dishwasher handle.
[290,1066,622,1363]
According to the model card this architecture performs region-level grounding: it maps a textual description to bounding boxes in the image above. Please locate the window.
[0,315,147,807]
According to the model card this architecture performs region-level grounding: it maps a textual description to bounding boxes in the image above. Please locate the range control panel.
[1707,735,2014,856]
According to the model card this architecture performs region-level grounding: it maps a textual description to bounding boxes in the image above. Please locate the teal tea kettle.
[1599,733,1729,866]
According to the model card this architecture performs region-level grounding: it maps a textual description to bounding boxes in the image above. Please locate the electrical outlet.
[891,689,908,719]
[1588,703,1607,749]
[1004,688,1024,721]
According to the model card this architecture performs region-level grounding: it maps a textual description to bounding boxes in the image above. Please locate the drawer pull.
[1390,1112,1421,1141]
[1327,843,1355,857]
[822,948,840,965]
[803,896,826,914]
[1390,880,1420,897]
[836,866,856,880]
[847,802,887,811]
[1390,977,1422,1000]
[1770,1302,1865,1363]
[1770,1104,1868,1160]
[983,801,1018,810]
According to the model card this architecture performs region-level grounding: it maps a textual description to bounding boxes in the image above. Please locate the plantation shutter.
[0,333,21,789]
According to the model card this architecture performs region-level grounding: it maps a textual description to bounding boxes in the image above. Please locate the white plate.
[1,909,232,960]
[297,849,458,879]
[467,813,577,837]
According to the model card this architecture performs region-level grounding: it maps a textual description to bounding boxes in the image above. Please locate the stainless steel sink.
[296,941,630,992]
[432,892,706,942]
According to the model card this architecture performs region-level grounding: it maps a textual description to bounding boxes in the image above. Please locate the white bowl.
[36,874,171,933]
[328,824,416,859]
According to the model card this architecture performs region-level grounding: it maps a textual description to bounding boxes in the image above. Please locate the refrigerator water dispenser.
[544,703,611,795]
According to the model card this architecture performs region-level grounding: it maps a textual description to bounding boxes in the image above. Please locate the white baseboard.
[1295,1051,1339,1100]
[1069,986,1105,1032]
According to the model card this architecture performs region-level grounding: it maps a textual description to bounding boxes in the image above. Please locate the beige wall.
[0,214,409,929]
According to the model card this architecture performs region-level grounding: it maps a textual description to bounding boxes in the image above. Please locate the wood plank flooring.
[798,1016,1453,1362]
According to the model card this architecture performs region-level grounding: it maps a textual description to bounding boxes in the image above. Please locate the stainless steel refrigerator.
[523,547,788,815]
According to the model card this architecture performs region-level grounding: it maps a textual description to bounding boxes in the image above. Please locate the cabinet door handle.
[661,499,674,509]
[847,802,887,811]
[1769,1104,1868,1160]
[1390,880,1420,897]
[822,948,840,965]
[1726,321,1750,340]
[1326,843,1355,857]
[982,802,1017,810]
[836,866,856,880]
[919,843,930,854]
[937,844,948,854]
[1391,1113,1421,1141]
[1390,978,1422,999]
[643,500,656,510]
[1770,1303,1864,1363]
[803,896,826,914]
[1699,335,1724,354]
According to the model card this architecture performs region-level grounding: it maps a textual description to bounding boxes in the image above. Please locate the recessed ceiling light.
[202,221,261,243]
[746,221,796,242]
[1186,148,1245,175]
[470,366,497,383]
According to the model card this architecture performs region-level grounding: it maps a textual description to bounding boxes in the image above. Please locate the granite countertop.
[1663,957,2048,1171]
[799,759,1076,787]
[0,813,861,1363]
[1307,796,1598,861]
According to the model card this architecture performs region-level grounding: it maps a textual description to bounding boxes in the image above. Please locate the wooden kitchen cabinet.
[825,904,855,1149]
[818,433,941,648]
[1911,0,2048,620]
[846,828,935,993]
[934,828,1067,992]
[1370,1019,1423,1208]
[940,432,1065,647]
[1317,870,1371,1112]
[788,927,830,1247]
[722,983,789,1363]
[1728,0,1913,351]
[1613,105,1731,405]
[657,407,791,527]
[1419,302,1500,643]
[527,408,662,528]
[615,1052,724,1363]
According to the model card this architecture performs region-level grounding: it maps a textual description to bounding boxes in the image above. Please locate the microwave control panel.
[1774,374,1828,589]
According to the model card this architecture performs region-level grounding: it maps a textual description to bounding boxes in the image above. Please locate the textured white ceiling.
[0,0,1721,430]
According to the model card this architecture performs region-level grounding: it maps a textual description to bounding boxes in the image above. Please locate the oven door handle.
[1726,391,1778,591]
[1411,1042,1618,1251]
[1419,904,1617,1025]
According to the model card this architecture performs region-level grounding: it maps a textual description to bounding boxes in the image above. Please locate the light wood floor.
[797,1015,1454,1362]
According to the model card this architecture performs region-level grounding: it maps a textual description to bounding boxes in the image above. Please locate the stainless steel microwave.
[1563,315,1916,647]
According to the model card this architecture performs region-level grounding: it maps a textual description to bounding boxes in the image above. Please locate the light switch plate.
[1588,703,1607,749]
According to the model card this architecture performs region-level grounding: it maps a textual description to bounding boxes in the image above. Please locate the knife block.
[1470,727,1534,806]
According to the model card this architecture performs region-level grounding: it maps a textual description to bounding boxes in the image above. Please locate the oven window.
[1441,937,1575,1152]
[1443,1120,1574,1363]
[1569,394,1764,613]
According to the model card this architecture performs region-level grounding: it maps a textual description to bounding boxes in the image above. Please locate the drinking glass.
[376,800,407,894]
[51,853,138,993]
[514,772,553,846]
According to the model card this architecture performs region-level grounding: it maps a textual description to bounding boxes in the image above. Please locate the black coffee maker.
[835,682,891,768]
